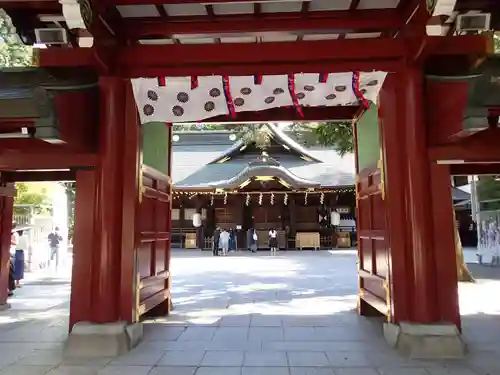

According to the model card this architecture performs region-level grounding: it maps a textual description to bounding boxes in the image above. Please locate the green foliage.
[14,182,51,215]
[172,123,228,131]
[305,122,353,156]
[495,34,500,54]
[0,10,32,67]
[478,176,500,210]
[59,182,76,241]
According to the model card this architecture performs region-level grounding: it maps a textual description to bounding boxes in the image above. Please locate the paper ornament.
[245,193,251,207]
[284,192,288,206]
[270,192,275,206]
[258,193,263,206]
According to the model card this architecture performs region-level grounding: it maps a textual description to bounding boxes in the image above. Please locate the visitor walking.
[269,228,278,255]
[219,228,230,256]
[14,229,28,288]
[48,227,63,270]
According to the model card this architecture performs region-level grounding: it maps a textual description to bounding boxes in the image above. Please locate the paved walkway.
[0,250,498,375]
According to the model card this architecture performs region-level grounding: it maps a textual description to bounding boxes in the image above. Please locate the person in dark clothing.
[213,227,221,256]
[8,256,15,297]
[48,227,63,269]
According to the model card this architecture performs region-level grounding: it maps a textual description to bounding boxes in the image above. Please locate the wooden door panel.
[357,167,390,317]
[136,166,172,316]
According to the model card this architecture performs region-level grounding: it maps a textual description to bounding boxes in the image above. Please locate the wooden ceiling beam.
[202,106,360,122]
[37,35,489,77]
[121,9,402,39]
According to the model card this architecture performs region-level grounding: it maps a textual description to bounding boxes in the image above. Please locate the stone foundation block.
[64,321,143,358]
[384,322,467,359]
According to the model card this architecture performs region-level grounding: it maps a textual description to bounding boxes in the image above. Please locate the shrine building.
[170,125,356,250]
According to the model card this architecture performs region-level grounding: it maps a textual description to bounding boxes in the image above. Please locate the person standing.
[269,228,278,255]
[228,229,236,252]
[213,227,221,256]
[48,227,62,270]
[14,229,28,288]
[250,228,258,253]
[8,225,18,297]
[219,228,230,256]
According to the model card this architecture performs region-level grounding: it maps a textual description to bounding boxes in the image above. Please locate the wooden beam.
[0,151,98,170]
[200,106,360,123]
[428,128,500,162]
[37,35,490,77]
[122,9,402,39]
[118,60,403,78]
[450,163,500,176]
[2,170,76,182]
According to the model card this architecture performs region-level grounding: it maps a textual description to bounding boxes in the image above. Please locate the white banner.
[131,72,388,124]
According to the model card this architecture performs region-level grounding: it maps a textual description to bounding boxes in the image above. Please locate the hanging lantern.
[224,192,228,205]
[192,213,202,228]
[258,193,263,206]
[304,192,308,205]
[284,192,288,206]
[270,192,275,205]
[320,192,324,205]
[330,210,341,226]
[245,193,251,206]
[210,195,214,206]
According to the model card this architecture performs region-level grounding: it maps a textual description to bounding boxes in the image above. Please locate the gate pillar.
[67,77,143,357]
[378,68,463,358]
[0,181,14,309]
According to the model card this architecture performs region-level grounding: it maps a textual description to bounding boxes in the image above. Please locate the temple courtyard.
[0,249,499,375]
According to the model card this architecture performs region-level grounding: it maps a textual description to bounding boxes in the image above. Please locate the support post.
[0,181,14,309]
[379,68,464,358]
[66,78,142,358]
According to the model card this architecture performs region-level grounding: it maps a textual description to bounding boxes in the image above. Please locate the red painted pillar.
[91,76,125,323]
[70,78,142,329]
[379,67,460,327]
[429,163,460,328]
[70,169,97,328]
[120,81,142,323]
[0,182,14,306]
[165,124,173,313]
[400,67,439,323]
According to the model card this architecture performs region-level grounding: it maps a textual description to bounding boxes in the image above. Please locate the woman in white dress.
[219,228,230,256]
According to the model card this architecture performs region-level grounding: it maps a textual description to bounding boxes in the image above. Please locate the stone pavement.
[0,249,499,375]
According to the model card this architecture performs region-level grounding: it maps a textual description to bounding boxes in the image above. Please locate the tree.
[14,182,51,216]
[59,182,76,241]
[293,122,353,155]
[0,10,32,67]
[172,123,228,131]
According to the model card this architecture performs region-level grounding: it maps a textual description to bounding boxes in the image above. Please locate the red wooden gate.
[136,165,172,318]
